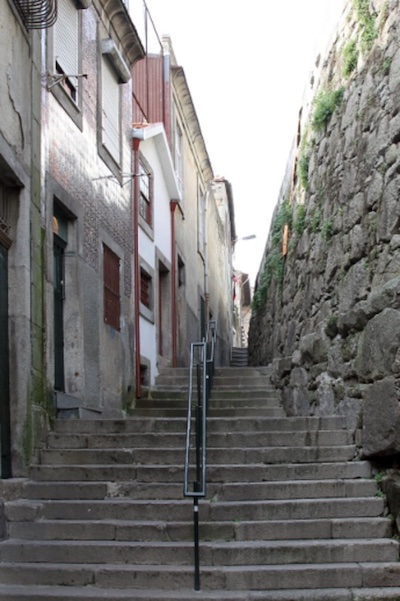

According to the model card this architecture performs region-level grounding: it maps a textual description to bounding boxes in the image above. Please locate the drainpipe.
[132,137,141,399]
[204,190,210,330]
[170,200,178,366]
[162,39,171,144]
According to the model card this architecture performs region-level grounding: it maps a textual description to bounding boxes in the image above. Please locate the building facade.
[1,0,235,478]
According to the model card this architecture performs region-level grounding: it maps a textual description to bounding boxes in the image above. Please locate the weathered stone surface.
[248,0,400,456]
[336,397,362,433]
[377,179,400,241]
[299,332,329,366]
[362,377,400,457]
[338,260,370,313]
[314,372,336,416]
[355,308,400,382]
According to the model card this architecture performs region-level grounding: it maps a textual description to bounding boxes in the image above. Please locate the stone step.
[51,415,348,434]
[0,561,400,590]
[45,429,352,450]
[5,497,385,523]
[0,538,397,565]
[29,460,372,483]
[2,585,400,601]
[38,444,356,465]
[130,407,286,417]
[19,478,376,502]
[9,517,392,542]
[134,397,281,409]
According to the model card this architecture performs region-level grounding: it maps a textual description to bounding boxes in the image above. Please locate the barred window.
[140,269,152,309]
[0,185,10,237]
[103,244,120,330]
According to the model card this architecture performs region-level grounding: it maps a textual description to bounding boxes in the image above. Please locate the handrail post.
[183,322,217,591]
[193,492,200,590]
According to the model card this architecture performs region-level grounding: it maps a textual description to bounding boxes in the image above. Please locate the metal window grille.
[12,0,58,29]
[140,270,151,308]
[0,186,10,236]
[103,244,120,330]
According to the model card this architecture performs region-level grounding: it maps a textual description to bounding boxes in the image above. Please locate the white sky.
[137,0,346,284]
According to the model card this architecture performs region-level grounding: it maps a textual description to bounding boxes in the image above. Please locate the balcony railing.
[12,0,58,29]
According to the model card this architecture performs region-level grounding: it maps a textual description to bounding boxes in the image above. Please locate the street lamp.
[233,234,256,246]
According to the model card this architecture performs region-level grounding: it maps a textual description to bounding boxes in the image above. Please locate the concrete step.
[45,429,352,450]
[38,444,356,465]
[1,538,397,565]
[129,407,286,417]
[2,586,400,601]
[51,415,348,434]
[5,496,385,523]
[2,587,400,601]
[0,561,400,590]
[9,517,392,542]
[134,398,282,409]
[19,478,377,502]
[29,460,373,483]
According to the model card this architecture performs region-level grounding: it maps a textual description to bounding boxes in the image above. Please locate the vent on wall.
[12,0,58,29]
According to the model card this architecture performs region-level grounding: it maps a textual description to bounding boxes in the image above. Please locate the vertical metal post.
[193,496,200,591]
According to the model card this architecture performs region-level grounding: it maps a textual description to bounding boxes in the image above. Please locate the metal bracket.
[46,73,88,91]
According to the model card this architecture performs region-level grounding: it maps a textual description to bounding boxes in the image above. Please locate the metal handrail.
[183,320,217,591]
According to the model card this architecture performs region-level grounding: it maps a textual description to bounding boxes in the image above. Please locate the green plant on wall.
[383,56,392,75]
[354,0,378,52]
[252,200,292,312]
[322,218,334,241]
[293,204,306,236]
[310,208,321,232]
[312,88,345,132]
[298,152,310,190]
[343,40,358,77]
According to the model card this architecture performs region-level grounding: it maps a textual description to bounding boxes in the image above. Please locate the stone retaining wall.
[249,0,400,458]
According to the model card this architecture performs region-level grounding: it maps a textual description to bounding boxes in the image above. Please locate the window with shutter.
[102,57,120,163]
[54,0,79,101]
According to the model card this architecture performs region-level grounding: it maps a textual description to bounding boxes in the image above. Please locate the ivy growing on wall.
[343,40,358,77]
[252,200,292,312]
[354,0,378,52]
[312,88,345,132]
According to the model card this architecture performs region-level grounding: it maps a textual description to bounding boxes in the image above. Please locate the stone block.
[355,308,400,381]
[362,377,400,457]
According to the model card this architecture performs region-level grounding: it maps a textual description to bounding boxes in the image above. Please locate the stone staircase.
[0,366,400,599]
[230,346,249,367]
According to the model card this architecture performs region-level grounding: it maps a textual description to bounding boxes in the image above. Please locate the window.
[140,269,152,309]
[174,123,183,193]
[139,158,152,228]
[103,244,120,330]
[54,0,79,102]
[102,56,120,163]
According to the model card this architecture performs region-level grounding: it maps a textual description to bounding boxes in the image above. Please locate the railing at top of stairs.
[183,320,217,591]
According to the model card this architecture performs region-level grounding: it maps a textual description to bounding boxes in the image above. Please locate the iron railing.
[184,320,217,591]
[12,0,58,29]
